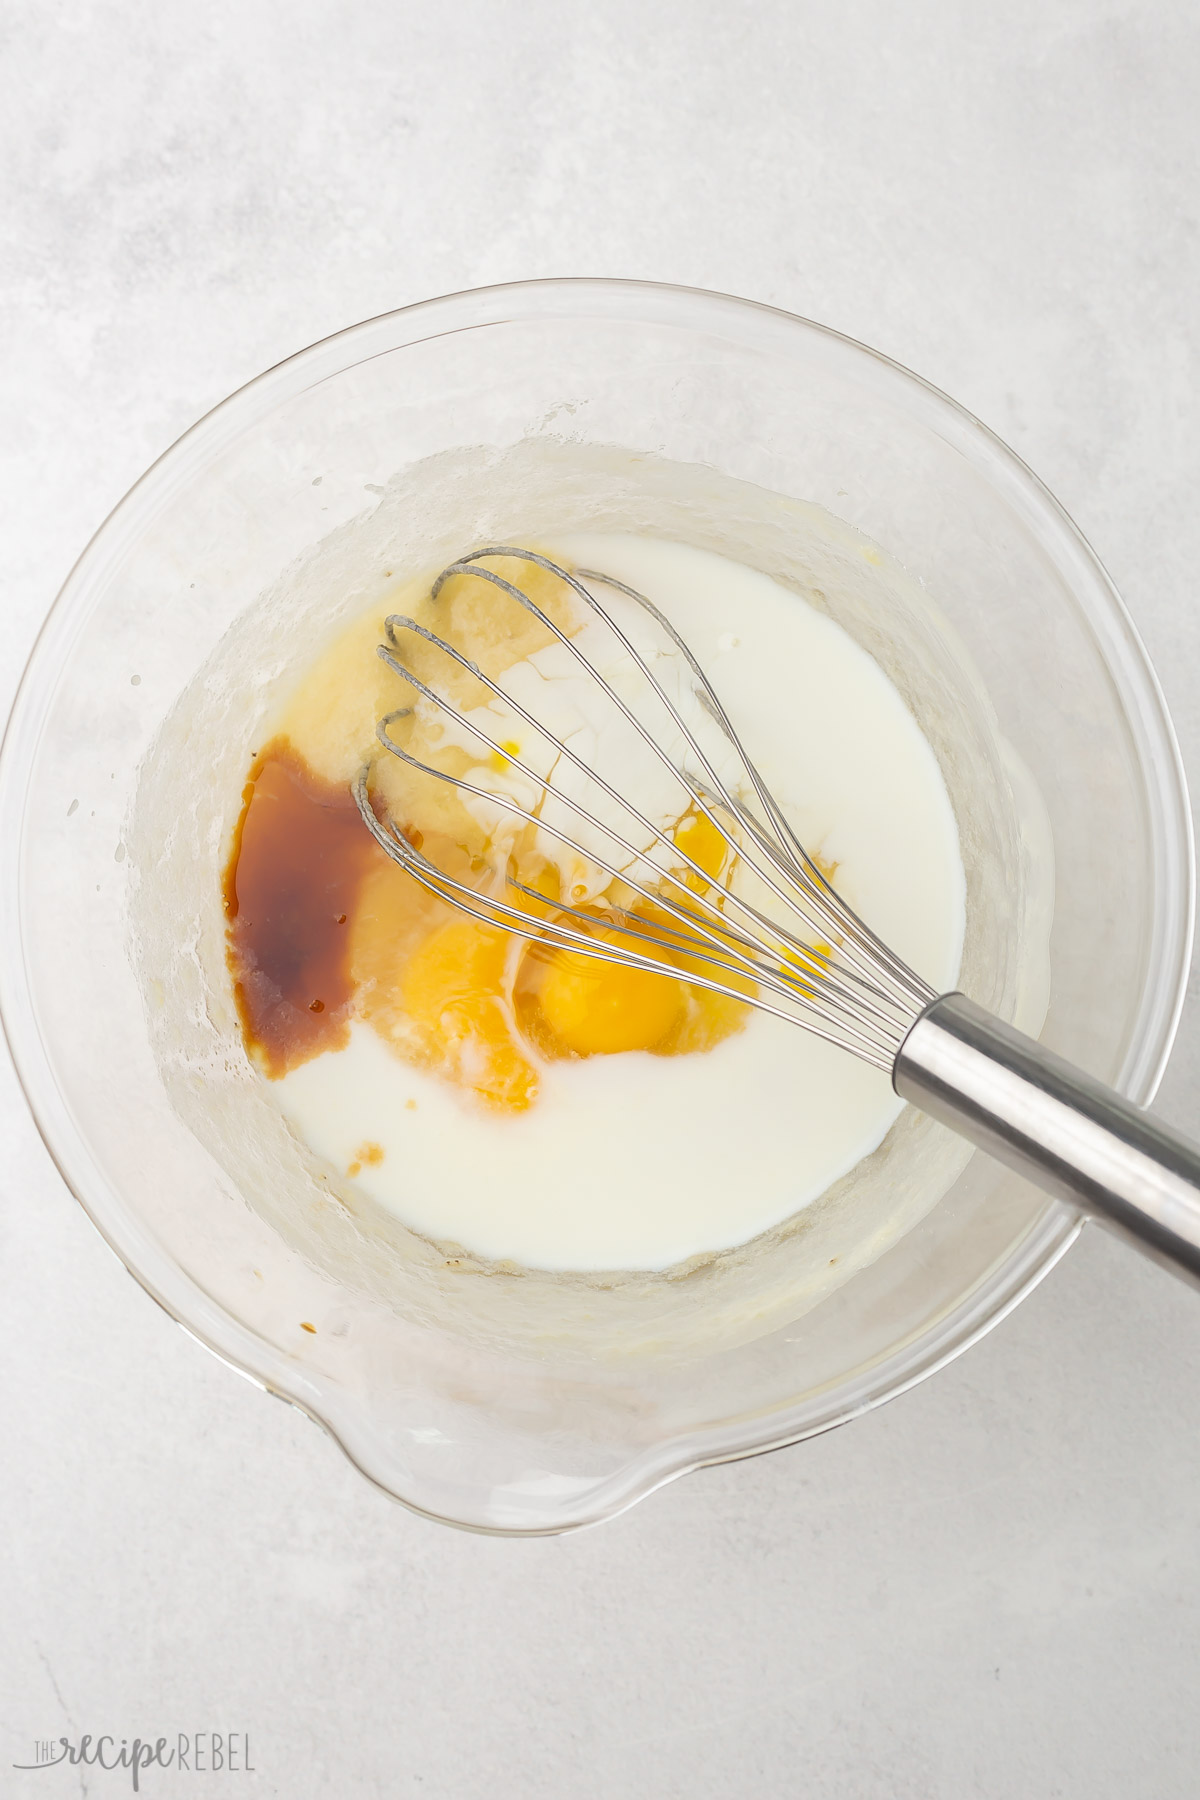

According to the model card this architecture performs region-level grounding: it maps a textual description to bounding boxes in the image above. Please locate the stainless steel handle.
[894,991,1200,1285]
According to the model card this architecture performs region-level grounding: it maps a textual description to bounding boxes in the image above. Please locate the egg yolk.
[673,808,728,888]
[526,925,688,1057]
[349,859,540,1112]
[399,919,539,1111]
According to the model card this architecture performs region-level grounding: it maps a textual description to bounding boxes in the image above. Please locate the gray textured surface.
[4,2,1200,1795]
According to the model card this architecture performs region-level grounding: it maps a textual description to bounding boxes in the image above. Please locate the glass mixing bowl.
[0,280,1191,1533]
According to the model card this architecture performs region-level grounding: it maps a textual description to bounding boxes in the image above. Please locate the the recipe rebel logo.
[13,1734,255,1790]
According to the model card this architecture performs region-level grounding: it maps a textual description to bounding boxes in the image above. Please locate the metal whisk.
[353,547,1200,1286]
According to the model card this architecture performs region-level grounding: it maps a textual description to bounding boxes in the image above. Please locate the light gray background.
[4,2,1200,1795]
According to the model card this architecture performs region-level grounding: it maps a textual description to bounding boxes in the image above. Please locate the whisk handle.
[894,992,1200,1285]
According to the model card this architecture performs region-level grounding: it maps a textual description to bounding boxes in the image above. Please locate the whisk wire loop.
[375,632,870,1005]
[368,698,910,1050]
[364,548,937,1065]
[434,548,931,1014]
[351,774,898,1070]
[373,637,917,1052]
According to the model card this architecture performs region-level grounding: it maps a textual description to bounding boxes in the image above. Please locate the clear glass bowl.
[0,280,1191,1533]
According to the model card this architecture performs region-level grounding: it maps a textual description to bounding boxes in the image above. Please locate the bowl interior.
[1,282,1190,1531]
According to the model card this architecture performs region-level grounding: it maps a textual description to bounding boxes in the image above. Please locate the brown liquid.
[223,738,383,1077]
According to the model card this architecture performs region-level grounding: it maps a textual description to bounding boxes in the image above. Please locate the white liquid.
[272,536,966,1273]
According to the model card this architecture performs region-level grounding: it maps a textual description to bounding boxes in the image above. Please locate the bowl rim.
[1,276,1193,1534]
